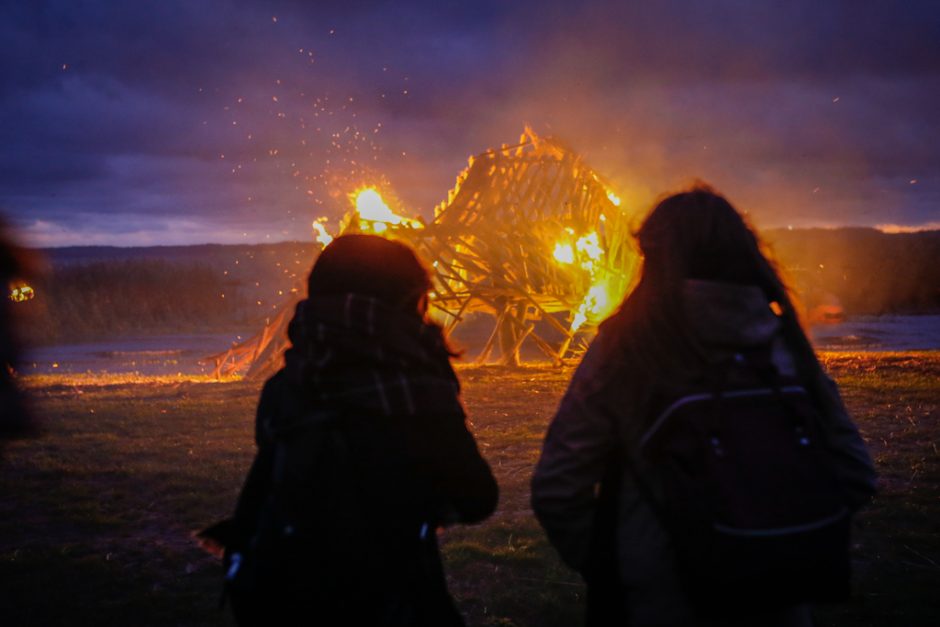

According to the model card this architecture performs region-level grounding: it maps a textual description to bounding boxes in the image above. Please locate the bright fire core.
[553,230,621,331]
[352,188,423,233]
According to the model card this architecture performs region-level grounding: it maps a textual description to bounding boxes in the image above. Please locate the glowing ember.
[9,284,34,303]
[352,188,422,233]
[606,190,622,207]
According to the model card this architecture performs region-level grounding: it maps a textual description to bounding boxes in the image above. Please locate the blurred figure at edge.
[531,185,875,626]
[225,234,497,626]
[0,218,36,449]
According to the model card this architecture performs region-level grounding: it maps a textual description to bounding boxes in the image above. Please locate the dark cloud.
[1,0,938,246]
[521,1,940,82]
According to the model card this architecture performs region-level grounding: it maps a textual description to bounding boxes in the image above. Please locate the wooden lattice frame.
[207,129,638,378]
[409,129,637,365]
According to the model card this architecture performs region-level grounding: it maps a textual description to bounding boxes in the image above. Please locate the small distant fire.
[9,283,34,303]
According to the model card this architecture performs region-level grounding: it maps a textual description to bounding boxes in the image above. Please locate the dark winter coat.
[531,280,876,626]
[228,294,498,626]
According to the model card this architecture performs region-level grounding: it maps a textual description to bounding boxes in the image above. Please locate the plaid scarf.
[282,293,462,417]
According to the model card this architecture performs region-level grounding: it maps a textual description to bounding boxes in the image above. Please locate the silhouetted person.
[223,234,497,626]
[532,186,875,626]
[0,219,36,447]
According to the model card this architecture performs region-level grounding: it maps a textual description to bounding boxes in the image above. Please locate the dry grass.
[0,352,937,626]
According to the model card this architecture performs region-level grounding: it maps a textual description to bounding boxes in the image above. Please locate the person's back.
[226,235,498,626]
[532,186,876,626]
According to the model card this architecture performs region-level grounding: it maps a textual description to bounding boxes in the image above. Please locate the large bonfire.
[208,129,640,378]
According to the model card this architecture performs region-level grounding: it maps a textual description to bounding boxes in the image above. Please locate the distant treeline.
[13,242,320,345]
[765,228,940,315]
[15,259,252,345]
[11,230,938,345]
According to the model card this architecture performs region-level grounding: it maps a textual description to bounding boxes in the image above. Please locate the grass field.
[0,352,937,626]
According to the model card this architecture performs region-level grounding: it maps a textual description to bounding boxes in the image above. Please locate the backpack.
[633,349,851,613]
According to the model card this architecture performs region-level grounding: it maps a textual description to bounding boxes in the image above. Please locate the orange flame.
[312,218,333,246]
[352,188,422,234]
[551,230,625,332]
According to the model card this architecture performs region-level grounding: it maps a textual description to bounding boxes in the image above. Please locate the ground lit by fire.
[3,350,937,626]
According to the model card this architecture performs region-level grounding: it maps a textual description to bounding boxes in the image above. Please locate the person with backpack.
[221,234,498,626]
[531,185,876,626]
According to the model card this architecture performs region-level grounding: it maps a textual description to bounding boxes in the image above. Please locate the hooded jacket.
[531,280,876,626]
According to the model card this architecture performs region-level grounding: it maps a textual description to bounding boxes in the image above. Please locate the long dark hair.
[605,184,825,397]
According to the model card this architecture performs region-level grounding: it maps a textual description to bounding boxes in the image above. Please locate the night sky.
[2,0,939,247]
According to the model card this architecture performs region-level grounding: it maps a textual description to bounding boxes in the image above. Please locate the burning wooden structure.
[207,129,639,379]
